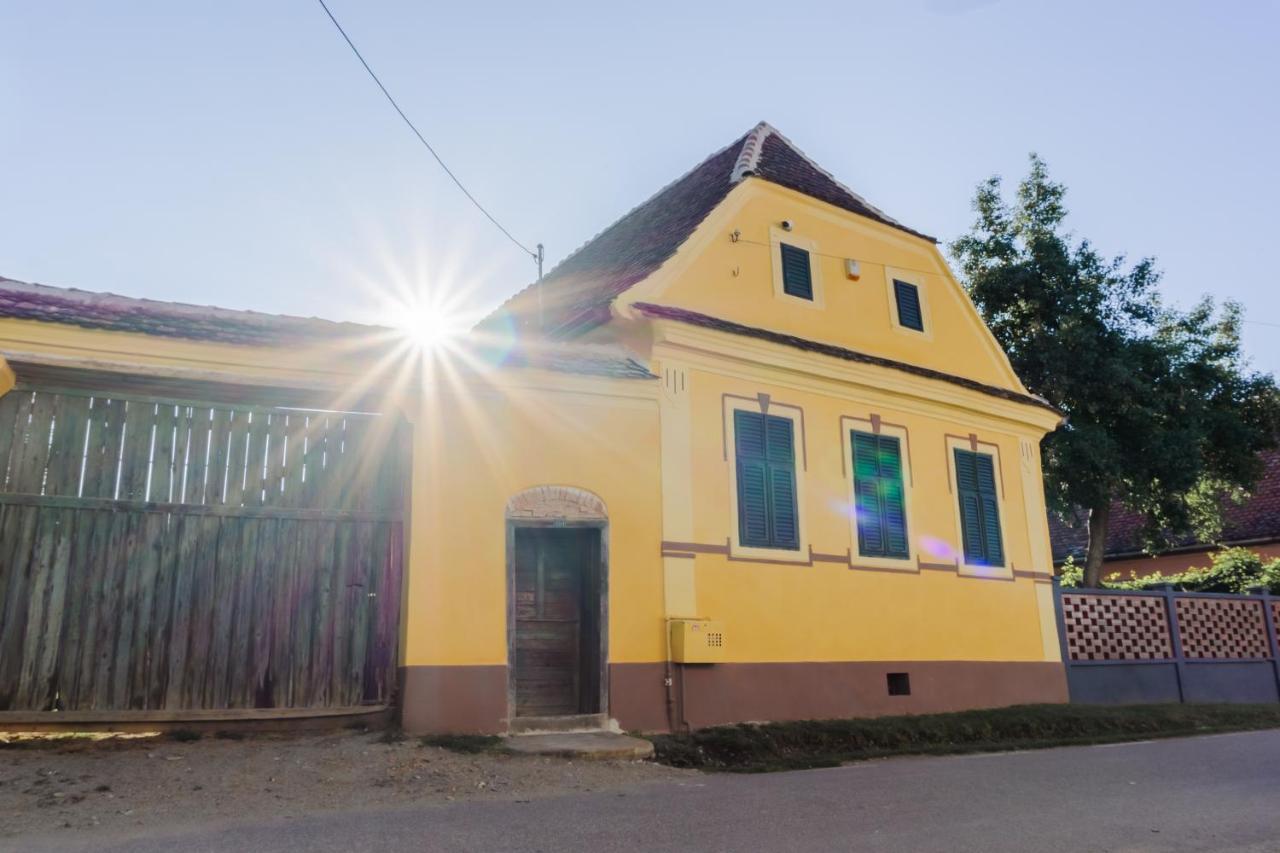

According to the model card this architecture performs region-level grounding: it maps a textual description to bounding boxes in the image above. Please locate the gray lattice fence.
[1054,582,1280,705]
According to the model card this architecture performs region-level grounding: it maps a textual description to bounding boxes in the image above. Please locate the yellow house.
[0,122,1066,734]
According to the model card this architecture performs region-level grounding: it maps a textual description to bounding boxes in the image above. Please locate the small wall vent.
[887,672,911,696]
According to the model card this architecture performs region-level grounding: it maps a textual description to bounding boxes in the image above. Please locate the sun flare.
[399,305,465,350]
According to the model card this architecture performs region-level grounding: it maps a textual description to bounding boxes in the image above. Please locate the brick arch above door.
[505,485,607,522]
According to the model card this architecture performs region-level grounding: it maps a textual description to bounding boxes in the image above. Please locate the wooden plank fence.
[0,384,405,714]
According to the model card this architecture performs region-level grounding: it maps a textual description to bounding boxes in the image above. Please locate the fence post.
[1051,577,1081,703]
[1156,583,1187,704]
[1051,577,1072,666]
[1251,586,1280,699]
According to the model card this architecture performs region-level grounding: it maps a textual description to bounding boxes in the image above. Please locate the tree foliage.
[1058,547,1280,595]
[951,155,1280,586]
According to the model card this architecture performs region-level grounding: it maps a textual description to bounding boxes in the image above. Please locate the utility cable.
[313,0,538,263]
[731,236,943,279]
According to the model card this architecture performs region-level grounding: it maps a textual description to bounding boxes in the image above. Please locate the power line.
[313,0,538,264]
[736,237,1280,328]
[732,236,943,279]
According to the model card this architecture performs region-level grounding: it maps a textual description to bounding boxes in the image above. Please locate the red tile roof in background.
[1049,449,1280,561]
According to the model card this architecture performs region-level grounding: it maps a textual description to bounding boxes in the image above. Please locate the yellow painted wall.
[0,167,1065,688]
[619,179,1026,392]
[402,369,666,666]
[0,317,398,405]
[0,317,671,670]
[669,353,1056,663]
[603,174,1063,668]
[0,356,14,396]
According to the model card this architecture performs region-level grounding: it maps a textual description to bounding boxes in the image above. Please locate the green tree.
[951,155,1280,587]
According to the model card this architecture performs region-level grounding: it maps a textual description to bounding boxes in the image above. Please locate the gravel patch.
[0,728,689,841]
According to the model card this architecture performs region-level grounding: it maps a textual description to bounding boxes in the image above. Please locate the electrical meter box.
[669,619,725,663]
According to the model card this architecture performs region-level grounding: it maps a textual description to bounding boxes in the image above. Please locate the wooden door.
[512,528,595,717]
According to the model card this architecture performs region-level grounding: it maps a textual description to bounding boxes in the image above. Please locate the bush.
[1059,547,1280,594]
[420,734,501,754]
[1058,557,1083,588]
[649,704,1280,772]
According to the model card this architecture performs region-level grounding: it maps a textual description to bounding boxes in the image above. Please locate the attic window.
[893,280,924,332]
[779,244,813,301]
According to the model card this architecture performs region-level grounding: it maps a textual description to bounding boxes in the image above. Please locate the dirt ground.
[0,728,690,842]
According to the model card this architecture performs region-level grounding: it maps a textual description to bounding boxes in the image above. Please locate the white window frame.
[770,228,825,309]
[945,435,1012,579]
[841,416,918,573]
[723,396,809,563]
[884,267,934,341]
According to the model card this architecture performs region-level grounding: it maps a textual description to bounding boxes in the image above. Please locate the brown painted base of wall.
[399,665,508,734]
[670,661,1066,730]
[400,661,1068,734]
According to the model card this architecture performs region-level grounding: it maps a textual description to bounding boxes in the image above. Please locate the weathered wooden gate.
[0,380,405,716]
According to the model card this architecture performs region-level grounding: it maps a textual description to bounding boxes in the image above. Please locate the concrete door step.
[502,731,655,761]
[508,713,611,734]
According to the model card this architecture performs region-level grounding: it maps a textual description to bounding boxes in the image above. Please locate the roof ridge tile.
[730,121,773,182]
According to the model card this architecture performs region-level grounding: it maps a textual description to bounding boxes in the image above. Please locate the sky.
[2,1,1278,374]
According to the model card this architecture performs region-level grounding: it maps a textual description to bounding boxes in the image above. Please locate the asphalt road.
[14,730,1280,853]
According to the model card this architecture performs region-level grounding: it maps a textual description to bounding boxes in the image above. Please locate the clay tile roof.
[0,276,654,381]
[481,122,933,339]
[0,276,384,346]
[632,302,1057,414]
[1048,449,1280,561]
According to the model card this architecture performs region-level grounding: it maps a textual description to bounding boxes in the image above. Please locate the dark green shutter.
[893,280,924,331]
[780,244,813,300]
[735,411,770,547]
[851,431,909,560]
[954,448,1004,566]
[879,440,909,556]
[734,410,799,550]
[852,433,885,555]
[765,417,798,548]
[974,453,1004,565]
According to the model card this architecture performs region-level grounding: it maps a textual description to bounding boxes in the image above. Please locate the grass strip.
[420,733,502,754]
[648,703,1280,773]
